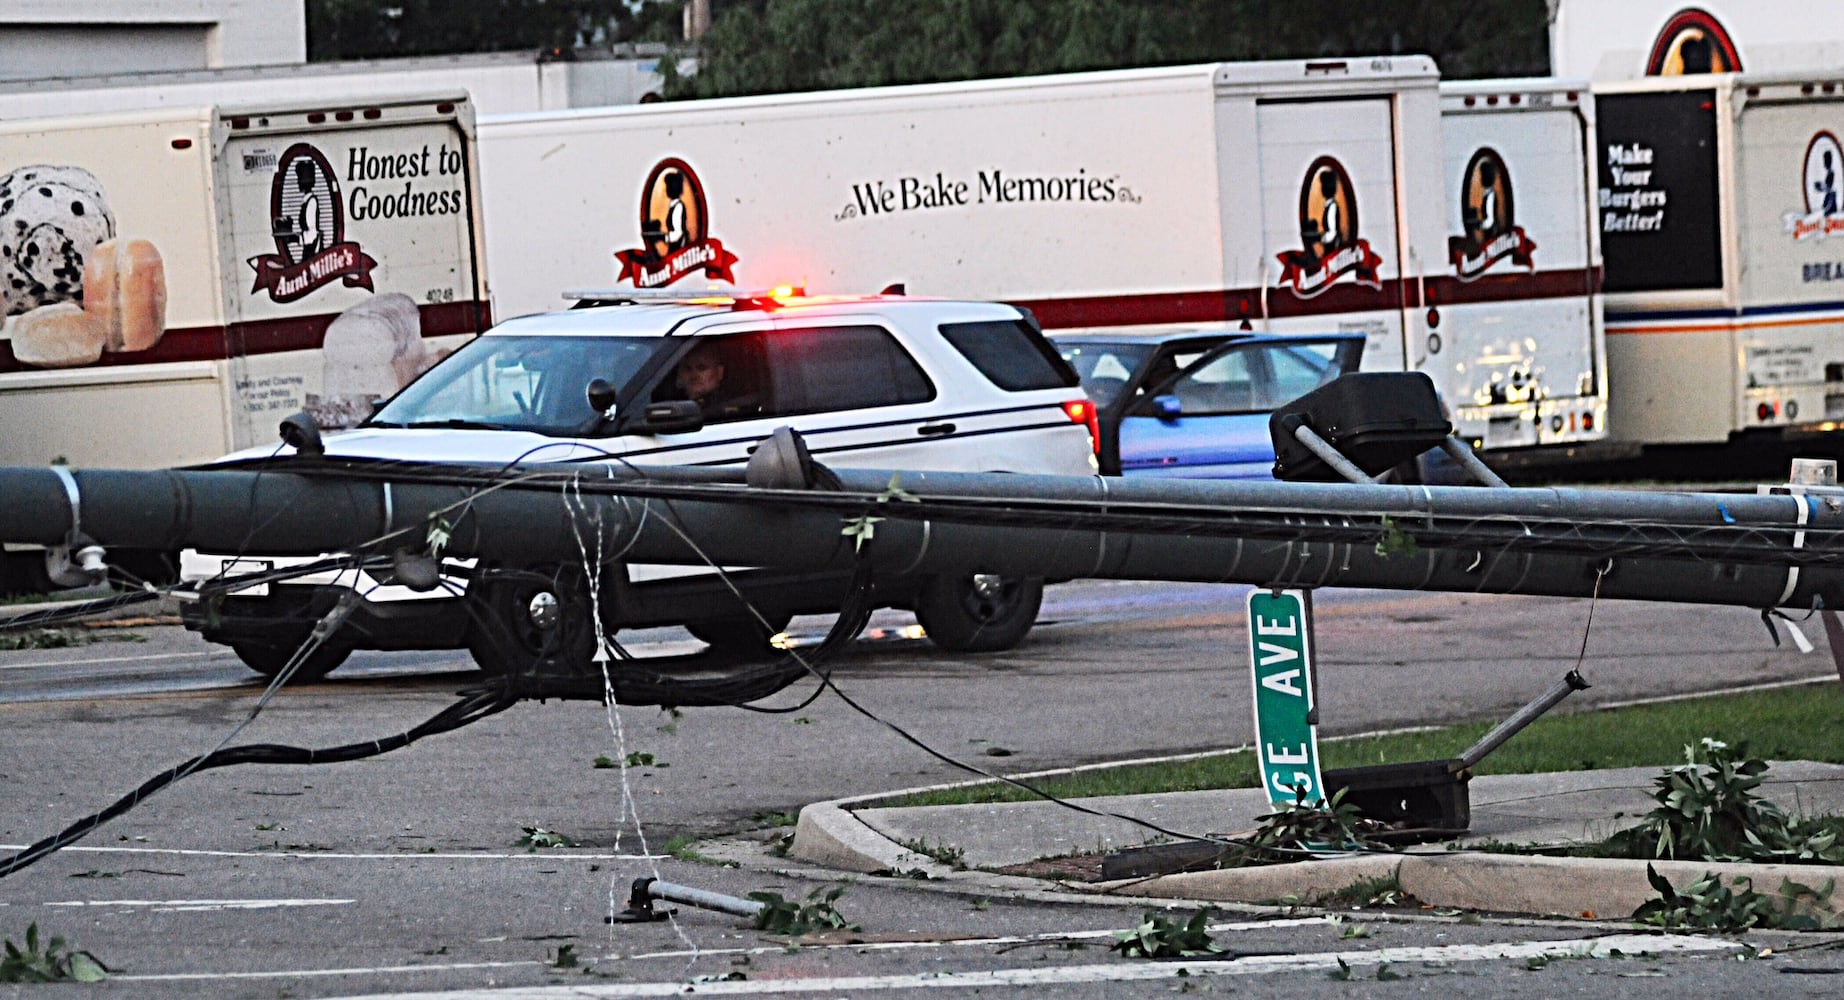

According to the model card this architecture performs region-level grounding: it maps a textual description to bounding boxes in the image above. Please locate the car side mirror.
[631,399,705,434]
[1153,394,1182,421]
[585,378,618,418]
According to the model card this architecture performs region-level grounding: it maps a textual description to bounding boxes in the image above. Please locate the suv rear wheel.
[914,573,1042,653]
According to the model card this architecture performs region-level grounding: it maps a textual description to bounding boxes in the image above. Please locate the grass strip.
[886,682,1844,808]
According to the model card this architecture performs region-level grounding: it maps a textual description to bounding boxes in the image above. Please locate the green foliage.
[1217,788,1390,868]
[0,628,85,651]
[1111,909,1223,959]
[1374,515,1419,559]
[1633,865,1838,932]
[676,0,1550,100]
[1328,956,1403,981]
[552,943,578,968]
[307,1,681,60]
[515,826,579,849]
[748,886,857,935]
[1322,873,1406,908]
[894,837,964,868]
[0,925,108,983]
[1605,739,1844,865]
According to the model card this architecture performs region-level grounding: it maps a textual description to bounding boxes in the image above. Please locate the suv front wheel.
[914,573,1043,653]
[466,565,602,677]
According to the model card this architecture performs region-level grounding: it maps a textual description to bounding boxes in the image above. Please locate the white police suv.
[180,290,1098,680]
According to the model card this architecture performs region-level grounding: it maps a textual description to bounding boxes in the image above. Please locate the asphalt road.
[1,580,1840,997]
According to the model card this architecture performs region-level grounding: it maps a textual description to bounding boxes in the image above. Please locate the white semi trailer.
[0,93,490,588]
[477,59,1609,458]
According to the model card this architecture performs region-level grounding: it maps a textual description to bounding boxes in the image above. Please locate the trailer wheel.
[914,573,1042,653]
[466,565,601,677]
[229,640,351,683]
[685,614,791,656]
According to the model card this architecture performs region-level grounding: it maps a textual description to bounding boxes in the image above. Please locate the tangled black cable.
[0,683,518,880]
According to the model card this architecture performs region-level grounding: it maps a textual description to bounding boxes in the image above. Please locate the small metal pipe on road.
[1459,670,1593,770]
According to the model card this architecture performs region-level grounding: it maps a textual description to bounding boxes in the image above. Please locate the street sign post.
[1247,588,1325,809]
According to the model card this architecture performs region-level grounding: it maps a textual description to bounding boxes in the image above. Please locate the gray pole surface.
[2,459,1842,611]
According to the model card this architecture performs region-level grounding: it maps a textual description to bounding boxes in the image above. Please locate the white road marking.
[116,961,541,982]
[308,934,1739,998]
[621,917,1329,961]
[47,898,352,913]
[0,844,657,861]
[101,931,1738,993]
[0,650,235,671]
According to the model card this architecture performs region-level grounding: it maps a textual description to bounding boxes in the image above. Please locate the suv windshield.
[370,334,665,435]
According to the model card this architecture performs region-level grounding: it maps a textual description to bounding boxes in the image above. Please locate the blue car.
[1053,331,1365,479]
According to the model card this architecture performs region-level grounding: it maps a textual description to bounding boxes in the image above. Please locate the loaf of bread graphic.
[8,301,105,367]
[9,237,168,367]
[84,238,167,352]
[304,293,429,429]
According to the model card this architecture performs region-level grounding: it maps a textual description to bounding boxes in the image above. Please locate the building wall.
[0,0,305,79]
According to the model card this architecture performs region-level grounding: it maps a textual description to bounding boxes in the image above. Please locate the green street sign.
[1247,588,1324,809]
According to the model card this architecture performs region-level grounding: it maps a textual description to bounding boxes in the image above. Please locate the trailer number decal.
[1275,155,1382,298]
[614,158,739,288]
[1449,147,1537,280]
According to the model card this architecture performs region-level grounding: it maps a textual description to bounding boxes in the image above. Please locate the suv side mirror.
[630,399,705,434]
[585,378,618,418]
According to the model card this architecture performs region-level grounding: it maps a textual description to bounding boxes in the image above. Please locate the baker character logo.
[613,158,739,288]
[1448,148,1537,280]
[1783,131,1844,241]
[1275,156,1383,297]
[1646,8,1743,75]
[247,143,378,303]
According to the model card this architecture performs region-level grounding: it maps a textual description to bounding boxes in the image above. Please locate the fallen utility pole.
[1,446,1842,611]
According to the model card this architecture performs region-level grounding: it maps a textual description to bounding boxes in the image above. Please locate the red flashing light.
[1509,94,1522,105]
[362,108,381,120]
[1804,83,1817,95]
[1463,96,1476,107]
[1566,91,1579,102]
[1582,411,1594,432]
[1826,83,1838,95]
[335,110,354,122]
[170,137,192,150]
[1758,402,1776,421]
[1747,86,1761,97]
[436,102,455,114]
[306,112,326,124]
[1062,399,1101,454]
[1486,95,1500,105]
[230,117,249,130]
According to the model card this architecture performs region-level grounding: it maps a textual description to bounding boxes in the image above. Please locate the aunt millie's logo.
[1448,147,1537,280]
[1275,156,1382,298]
[248,143,378,303]
[1783,131,1844,242]
[1646,8,1743,75]
[614,158,739,288]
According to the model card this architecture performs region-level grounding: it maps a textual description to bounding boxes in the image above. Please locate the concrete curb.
[789,803,954,877]
[1087,853,1844,921]
[788,767,1844,922]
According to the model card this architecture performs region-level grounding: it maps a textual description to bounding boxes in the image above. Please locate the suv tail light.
[1061,399,1100,454]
